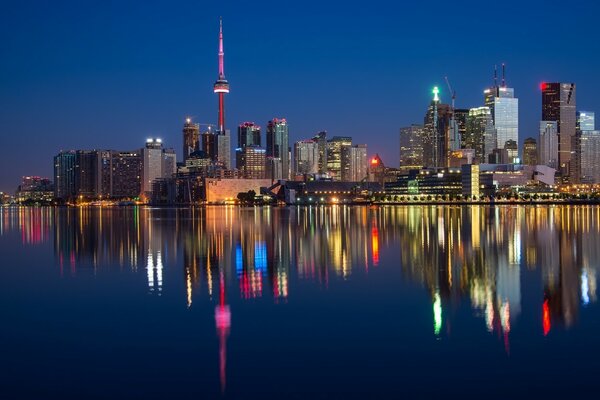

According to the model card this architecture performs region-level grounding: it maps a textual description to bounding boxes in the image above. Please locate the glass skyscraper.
[266,118,290,180]
[484,86,518,162]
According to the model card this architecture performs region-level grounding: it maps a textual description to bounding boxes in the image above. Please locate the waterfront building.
[312,131,328,175]
[423,87,452,168]
[399,124,424,171]
[541,82,577,181]
[53,151,76,201]
[16,176,54,203]
[111,150,142,198]
[142,139,177,195]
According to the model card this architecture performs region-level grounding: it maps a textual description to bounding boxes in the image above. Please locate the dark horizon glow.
[1,0,599,192]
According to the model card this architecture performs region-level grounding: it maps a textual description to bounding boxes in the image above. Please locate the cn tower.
[213,17,229,134]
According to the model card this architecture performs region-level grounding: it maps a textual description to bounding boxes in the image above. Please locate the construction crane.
[444,76,456,114]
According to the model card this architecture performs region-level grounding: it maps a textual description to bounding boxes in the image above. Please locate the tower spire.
[494,65,498,87]
[218,16,224,79]
[501,63,506,87]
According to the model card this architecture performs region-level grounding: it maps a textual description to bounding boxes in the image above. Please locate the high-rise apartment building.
[294,140,319,176]
[541,82,576,181]
[342,144,368,182]
[54,151,76,200]
[399,124,424,171]
[327,136,352,181]
[539,121,559,169]
[266,118,290,180]
[577,111,595,131]
[111,150,142,198]
[523,137,538,166]
[580,130,600,183]
[182,118,200,162]
[142,139,164,194]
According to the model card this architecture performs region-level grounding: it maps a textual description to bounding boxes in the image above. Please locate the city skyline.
[2,1,600,192]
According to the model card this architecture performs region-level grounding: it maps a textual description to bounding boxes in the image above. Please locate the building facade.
[539,121,559,170]
[523,137,538,166]
[399,124,424,171]
[341,144,368,182]
[266,118,290,180]
[294,140,319,176]
[327,136,352,181]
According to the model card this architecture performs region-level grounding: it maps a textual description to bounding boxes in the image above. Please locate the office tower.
[465,107,496,163]
[577,111,595,131]
[580,130,600,183]
[54,151,76,200]
[182,118,200,162]
[327,136,352,181]
[505,140,518,163]
[202,127,217,161]
[266,118,290,180]
[216,132,231,169]
[236,145,266,179]
[423,87,452,168]
[294,140,319,175]
[96,150,112,198]
[163,149,177,178]
[342,144,368,182]
[539,121,559,169]
[312,131,328,174]
[238,122,261,149]
[111,150,142,198]
[523,137,538,166]
[399,124,424,171]
[484,65,519,161]
[541,82,576,180]
[142,139,164,194]
[453,109,469,149]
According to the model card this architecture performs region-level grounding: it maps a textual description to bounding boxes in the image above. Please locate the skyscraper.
[580,130,600,183]
[577,111,595,131]
[399,124,424,171]
[54,151,76,201]
[523,137,538,166]
[423,87,452,168]
[294,140,319,176]
[142,139,164,194]
[327,136,352,181]
[541,82,576,181]
[111,150,142,198]
[312,131,328,175]
[342,144,368,182]
[266,118,289,180]
[484,66,519,161]
[238,122,261,149]
[182,118,200,162]
[539,121,559,169]
[465,107,495,164]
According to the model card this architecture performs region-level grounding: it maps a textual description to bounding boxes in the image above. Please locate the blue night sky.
[0,0,598,192]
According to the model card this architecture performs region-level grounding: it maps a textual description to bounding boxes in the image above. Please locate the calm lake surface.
[1,205,599,398]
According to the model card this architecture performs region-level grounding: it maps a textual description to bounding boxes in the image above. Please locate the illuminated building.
[294,139,319,176]
[369,154,386,184]
[236,145,266,179]
[448,149,475,168]
[522,137,538,166]
[237,122,261,149]
[399,124,424,171]
[465,106,496,163]
[212,18,231,170]
[484,65,519,161]
[423,86,452,168]
[205,178,272,203]
[16,176,54,203]
[539,121,559,169]
[312,131,328,175]
[577,111,595,131]
[111,150,142,198]
[142,138,177,196]
[341,144,367,182]
[505,140,518,163]
[182,118,200,162]
[327,136,352,181]
[266,118,290,180]
[385,168,463,196]
[461,164,480,197]
[580,130,600,183]
[74,150,98,198]
[541,82,577,181]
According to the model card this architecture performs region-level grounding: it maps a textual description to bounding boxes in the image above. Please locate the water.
[1,205,599,398]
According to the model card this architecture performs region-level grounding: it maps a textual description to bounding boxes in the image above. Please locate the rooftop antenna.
[494,65,498,87]
[501,63,506,87]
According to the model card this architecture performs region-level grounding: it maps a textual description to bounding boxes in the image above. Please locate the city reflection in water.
[2,204,599,394]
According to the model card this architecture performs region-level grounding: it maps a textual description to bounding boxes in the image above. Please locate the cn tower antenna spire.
[218,16,225,79]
